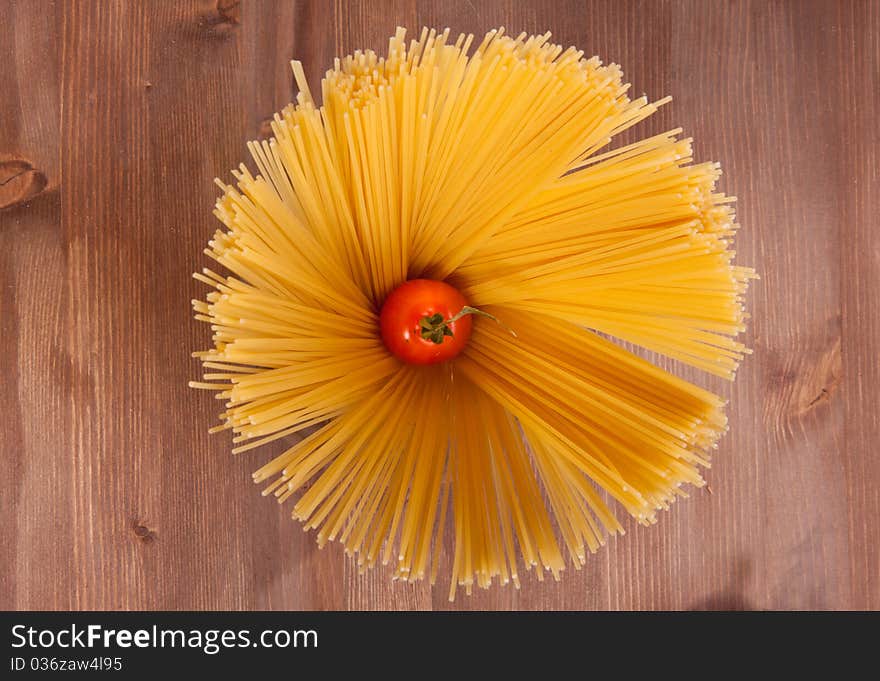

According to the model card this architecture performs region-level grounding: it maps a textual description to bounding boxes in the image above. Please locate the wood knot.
[794,337,841,414]
[131,520,157,545]
[257,117,274,139]
[216,0,241,25]
[198,0,241,39]
[0,158,48,211]
[763,335,842,437]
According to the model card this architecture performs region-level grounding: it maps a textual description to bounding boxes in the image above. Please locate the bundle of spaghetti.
[191,27,756,599]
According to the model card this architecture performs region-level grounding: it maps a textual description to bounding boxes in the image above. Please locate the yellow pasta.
[191,27,756,599]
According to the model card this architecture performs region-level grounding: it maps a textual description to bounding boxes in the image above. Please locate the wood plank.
[0,0,66,611]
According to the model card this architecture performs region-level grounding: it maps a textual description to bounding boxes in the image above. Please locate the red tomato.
[379,279,473,365]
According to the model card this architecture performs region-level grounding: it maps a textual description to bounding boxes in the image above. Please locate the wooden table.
[2,0,877,611]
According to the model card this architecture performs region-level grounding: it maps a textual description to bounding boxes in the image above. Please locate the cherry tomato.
[379,279,473,365]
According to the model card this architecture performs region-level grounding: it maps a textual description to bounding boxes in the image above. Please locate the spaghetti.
[191,27,755,599]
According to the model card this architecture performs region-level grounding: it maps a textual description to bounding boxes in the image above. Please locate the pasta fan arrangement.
[191,27,755,599]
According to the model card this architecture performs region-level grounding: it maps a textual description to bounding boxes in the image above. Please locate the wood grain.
[1,0,877,611]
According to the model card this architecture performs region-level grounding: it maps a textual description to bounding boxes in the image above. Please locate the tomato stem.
[419,306,516,345]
